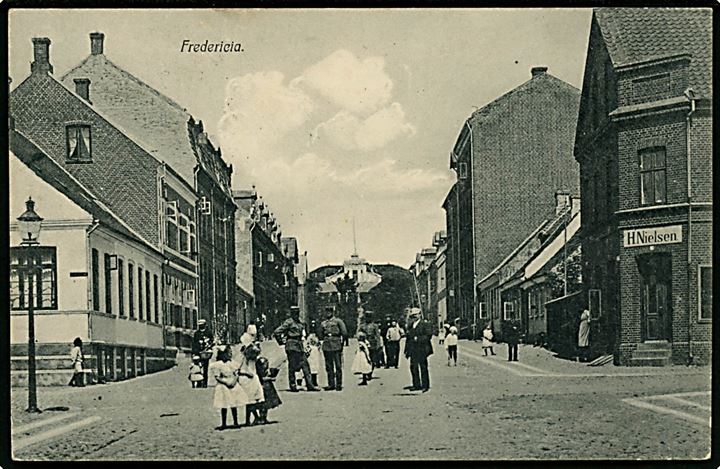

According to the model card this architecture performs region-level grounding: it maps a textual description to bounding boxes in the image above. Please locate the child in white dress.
[209,345,248,430]
[306,328,322,388]
[351,332,373,386]
[238,334,265,426]
[189,356,204,388]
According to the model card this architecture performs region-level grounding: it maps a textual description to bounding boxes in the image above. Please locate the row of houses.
[9,32,307,385]
[413,8,712,366]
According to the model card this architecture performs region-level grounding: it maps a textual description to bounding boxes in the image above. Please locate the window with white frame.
[179,213,190,254]
[268,253,275,263]
[66,124,92,162]
[165,201,178,250]
[478,302,487,319]
[699,265,712,321]
[189,219,196,255]
[503,301,514,320]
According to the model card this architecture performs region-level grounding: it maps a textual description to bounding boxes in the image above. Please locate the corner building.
[575,8,712,365]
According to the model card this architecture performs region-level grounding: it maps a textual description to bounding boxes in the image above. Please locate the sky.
[9,9,593,270]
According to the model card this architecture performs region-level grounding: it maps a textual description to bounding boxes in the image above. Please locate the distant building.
[232,190,297,333]
[445,66,581,330]
[575,8,712,365]
[411,232,448,333]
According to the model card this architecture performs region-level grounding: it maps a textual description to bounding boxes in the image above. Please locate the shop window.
[66,124,91,162]
[639,147,667,206]
[699,265,712,321]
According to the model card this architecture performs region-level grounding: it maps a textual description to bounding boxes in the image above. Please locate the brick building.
[445,67,581,330]
[232,191,297,333]
[574,8,712,365]
[61,32,237,342]
[9,38,182,383]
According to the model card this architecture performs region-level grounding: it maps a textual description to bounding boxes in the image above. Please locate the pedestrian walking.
[189,356,204,388]
[506,320,520,362]
[319,307,347,391]
[482,324,497,356]
[237,334,265,426]
[445,325,459,366]
[255,356,282,424]
[305,325,321,389]
[192,319,214,388]
[209,345,247,430]
[68,337,85,387]
[351,332,373,386]
[273,306,320,392]
[385,321,402,368]
[438,324,446,345]
[578,309,591,362]
[404,308,433,392]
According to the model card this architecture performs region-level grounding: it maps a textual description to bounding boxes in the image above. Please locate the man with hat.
[274,306,320,392]
[404,308,433,392]
[192,319,214,388]
[319,306,347,391]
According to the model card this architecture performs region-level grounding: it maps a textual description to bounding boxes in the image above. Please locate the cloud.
[300,49,393,115]
[217,71,315,164]
[314,103,416,152]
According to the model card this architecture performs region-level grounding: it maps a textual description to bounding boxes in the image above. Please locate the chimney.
[90,32,105,55]
[531,66,548,77]
[31,37,53,74]
[74,78,91,103]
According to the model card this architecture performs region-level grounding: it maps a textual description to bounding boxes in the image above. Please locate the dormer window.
[66,124,91,162]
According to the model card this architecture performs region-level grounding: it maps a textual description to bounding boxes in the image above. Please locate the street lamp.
[17,197,43,413]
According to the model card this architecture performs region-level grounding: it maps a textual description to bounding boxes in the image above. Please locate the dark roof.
[61,54,198,185]
[595,8,712,97]
[10,128,161,255]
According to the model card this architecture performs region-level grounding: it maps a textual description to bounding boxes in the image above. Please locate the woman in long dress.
[209,346,248,429]
[351,332,373,386]
[237,335,265,425]
[578,309,591,362]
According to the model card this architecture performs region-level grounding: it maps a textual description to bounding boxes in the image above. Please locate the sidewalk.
[457,339,710,378]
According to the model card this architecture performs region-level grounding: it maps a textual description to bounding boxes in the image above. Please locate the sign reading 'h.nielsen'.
[623,225,682,248]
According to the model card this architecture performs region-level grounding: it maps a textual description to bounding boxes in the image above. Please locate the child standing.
[209,345,248,430]
[237,335,265,426]
[305,327,321,389]
[255,356,282,424]
[445,326,459,366]
[69,337,85,387]
[482,324,497,356]
[189,356,204,388]
[351,332,373,385]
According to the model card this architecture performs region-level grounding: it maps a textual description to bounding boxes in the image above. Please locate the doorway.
[637,253,672,341]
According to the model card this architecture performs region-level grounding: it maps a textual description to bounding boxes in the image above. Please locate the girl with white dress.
[351,332,373,386]
[209,346,248,430]
[238,334,265,425]
[482,324,497,356]
[306,329,322,388]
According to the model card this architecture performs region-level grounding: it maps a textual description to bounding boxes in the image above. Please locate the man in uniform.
[404,308,433,392]
[274,306,320,392]
[191,319,214,388]
[319,306,347,391]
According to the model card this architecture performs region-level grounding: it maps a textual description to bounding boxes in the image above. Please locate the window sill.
[697,319,712,324]
[65,159,93,164]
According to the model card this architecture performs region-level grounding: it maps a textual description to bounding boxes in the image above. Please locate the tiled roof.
[595,8,712,97]
[10,128,161,255]
[61,55,198,186]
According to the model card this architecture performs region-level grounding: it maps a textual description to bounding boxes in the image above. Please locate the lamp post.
[17,197,44,413]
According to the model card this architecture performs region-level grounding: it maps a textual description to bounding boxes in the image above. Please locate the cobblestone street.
[11,339,710,460]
